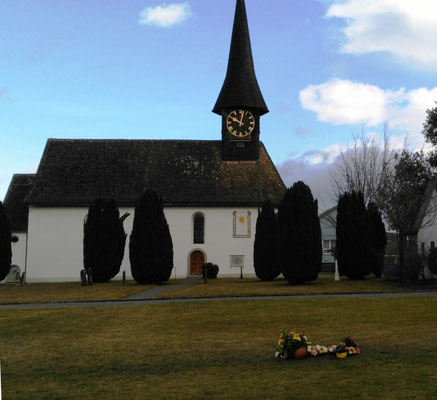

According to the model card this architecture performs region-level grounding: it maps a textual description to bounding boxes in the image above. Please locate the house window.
[323,240,336,253]
[193,213,205,244]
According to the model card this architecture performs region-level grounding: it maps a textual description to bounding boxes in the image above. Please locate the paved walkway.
[123,277,200,300]
[0,289,436,310]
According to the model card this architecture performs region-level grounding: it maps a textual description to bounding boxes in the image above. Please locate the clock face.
[226,109,255,138]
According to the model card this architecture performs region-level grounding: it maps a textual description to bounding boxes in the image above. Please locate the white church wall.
[26,205,259,282]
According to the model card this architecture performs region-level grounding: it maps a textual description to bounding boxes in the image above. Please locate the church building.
[4,0,285,282]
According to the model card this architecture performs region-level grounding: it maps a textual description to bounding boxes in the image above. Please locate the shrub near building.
[278,181,322,284]
[0,201,12,281]
[130,189,173,284]
[83,198,128,282]
[254,200,280,281]
[336,191,371,280]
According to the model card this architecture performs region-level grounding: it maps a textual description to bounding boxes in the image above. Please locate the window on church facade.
[193,213,205,244]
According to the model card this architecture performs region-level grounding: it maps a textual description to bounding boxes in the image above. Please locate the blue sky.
[2,0,437,211]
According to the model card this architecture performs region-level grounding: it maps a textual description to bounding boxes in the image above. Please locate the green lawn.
[1,296,436,399]
[0,274,408,304]
[0,280,151,304]
[158,274,407,299]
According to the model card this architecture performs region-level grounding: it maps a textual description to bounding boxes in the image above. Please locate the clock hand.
[232,117,244,126]
[239,110,245,125]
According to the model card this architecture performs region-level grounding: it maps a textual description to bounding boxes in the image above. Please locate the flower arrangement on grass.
[275,331,360,360]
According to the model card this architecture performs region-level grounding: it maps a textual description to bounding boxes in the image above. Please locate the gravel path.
[123,277,199,300]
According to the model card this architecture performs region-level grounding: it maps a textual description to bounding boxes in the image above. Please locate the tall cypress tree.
[83,198,127,282]
[278,181,322,284]
[129,189,173,284]
[0,201,12,281]
[367,201,387,278]
[336,191,371,280]
[254,200,280,281]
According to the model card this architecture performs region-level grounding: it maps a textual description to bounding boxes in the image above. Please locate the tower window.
[193,213,205,244]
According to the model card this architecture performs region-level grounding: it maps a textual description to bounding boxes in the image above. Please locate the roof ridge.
[46,138,222,143]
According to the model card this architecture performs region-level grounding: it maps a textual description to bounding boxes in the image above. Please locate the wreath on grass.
[275,330,360,360]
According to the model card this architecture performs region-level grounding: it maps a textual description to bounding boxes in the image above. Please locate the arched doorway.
[190,251,205,275]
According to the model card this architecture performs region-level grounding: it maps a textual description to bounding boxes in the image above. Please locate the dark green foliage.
[427,248,437,275]
[278,181,322,284]
[0,202,12,281]
[83,198,127,282]
[254,201,280,281]
[203,262,219,279]
[423,102,437,147]
[367,202,387,278]
[336,191,371,280]
[129,189,173,284]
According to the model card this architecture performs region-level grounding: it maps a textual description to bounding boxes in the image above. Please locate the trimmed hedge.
[0,202,12,281]
[278,181,322,284]
[254,200,280,281]
[129,189,173,284]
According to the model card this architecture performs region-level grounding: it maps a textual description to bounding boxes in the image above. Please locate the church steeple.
[212,0,268,115]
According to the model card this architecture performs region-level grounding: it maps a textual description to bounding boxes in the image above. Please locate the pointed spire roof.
[212,0,268,115]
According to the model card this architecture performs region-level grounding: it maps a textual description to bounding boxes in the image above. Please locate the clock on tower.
[212,0,268,161]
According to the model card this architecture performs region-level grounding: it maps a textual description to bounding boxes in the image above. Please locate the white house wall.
[417,189,437,279]
[26,205,258,282]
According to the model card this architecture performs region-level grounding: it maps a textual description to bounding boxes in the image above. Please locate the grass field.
[0,281,151,304]
[158,274,407,299]
[1,296,436,399]
[0,274,407,304]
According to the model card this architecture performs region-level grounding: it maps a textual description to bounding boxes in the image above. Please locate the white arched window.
[193,213,205,244]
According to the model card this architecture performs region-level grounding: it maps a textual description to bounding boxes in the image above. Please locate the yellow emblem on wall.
[233,211,251,238]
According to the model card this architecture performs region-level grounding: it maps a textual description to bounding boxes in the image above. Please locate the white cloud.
[300,79,388,126]
[300,78,437,134]
[139,2,192,28]
[326,0,437,65]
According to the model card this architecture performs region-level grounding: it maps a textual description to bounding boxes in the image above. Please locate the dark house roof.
[3,174,35,231]
[28,139,285,206]
[212,0,268,115]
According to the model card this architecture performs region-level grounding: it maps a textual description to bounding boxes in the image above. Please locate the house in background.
[415,181,437,279]
[319,206,337,272]
[3,0,286,282]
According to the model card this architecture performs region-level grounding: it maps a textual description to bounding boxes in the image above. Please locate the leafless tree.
[330,125,394,205]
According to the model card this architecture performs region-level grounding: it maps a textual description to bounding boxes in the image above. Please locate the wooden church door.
[190,251,204,275]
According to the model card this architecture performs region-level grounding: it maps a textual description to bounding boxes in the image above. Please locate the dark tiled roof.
[28,139,285,206]
[3,174,35,231]
[212,0,268,115]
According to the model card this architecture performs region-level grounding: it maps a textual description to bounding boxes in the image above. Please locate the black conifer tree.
[367,201,387,278]
[254,200,280,281]
[0,202,12,281]
[129,189,173,284]
[83,198,127,282]
[278,181,322,284]
[336,191,371,279]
